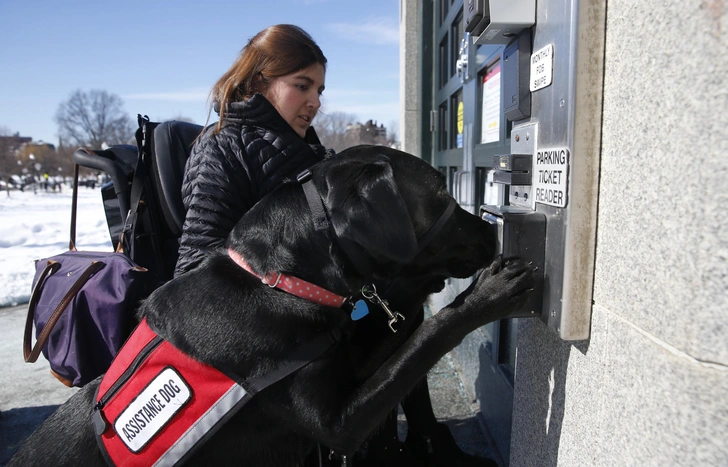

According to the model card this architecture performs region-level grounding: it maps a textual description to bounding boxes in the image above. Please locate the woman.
[174,24,331,277]
[173,23,490,467]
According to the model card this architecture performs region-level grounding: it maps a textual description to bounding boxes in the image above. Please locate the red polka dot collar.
[227,248,348,308]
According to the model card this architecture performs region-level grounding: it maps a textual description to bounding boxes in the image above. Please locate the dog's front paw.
[459,256,536,324]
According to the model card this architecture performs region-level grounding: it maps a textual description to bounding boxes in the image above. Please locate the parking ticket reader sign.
[534,148,569,207]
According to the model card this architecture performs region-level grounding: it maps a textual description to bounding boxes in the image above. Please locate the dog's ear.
[323,155,418,263]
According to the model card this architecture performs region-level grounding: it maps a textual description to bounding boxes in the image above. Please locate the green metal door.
[426,1,520,462]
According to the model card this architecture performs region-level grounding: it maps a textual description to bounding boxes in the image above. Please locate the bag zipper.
[62,251,139,266]
[92,335,163,435]
[53,252,147,273]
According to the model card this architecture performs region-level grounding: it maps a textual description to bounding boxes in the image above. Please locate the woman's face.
[263,63,326,138]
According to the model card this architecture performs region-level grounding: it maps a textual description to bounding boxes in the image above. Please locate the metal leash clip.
[361,284,405,333]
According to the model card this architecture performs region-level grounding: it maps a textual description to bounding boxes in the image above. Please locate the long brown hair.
[208,24,327,134]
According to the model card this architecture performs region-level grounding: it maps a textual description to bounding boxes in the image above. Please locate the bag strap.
[24,260,61,362]
[69,164,81,251]
[120,114,151,259]
[69,154,125,254]
[24,260,106,363]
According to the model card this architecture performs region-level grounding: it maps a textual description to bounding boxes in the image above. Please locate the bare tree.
[313,111,357,153]
[55,89,134,149]
[386,119,400,148]
[0,126,15,182]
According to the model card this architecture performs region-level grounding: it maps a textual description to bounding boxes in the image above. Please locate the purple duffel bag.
[24,250,149,387]
[22,162,151,387]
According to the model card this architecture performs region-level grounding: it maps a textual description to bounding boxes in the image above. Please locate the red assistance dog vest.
[93,317,339,466]
[93,318,248,466]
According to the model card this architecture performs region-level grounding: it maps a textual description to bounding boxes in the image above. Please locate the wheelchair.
[72,119,203,282]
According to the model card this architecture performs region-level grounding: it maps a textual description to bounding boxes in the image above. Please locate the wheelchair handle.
[72,148,132,222]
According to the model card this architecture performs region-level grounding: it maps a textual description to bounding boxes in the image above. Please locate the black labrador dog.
[10,146,534,466]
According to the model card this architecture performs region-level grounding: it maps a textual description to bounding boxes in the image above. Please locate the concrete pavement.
[0,303,496,465]
[0,304,80,465]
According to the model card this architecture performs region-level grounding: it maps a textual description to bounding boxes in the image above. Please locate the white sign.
[481,62,501,144]
[530,44,554,92]
[114,367,192,452]
[534,148,569,207]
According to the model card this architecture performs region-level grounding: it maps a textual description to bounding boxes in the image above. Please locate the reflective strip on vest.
[153,383,248,466]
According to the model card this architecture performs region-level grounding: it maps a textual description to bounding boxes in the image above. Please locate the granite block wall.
[510,1,728,465]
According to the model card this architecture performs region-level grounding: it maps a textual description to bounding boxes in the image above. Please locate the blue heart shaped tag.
[351,300,369,321]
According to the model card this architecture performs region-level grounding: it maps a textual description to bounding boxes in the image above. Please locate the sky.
[0,182,112,307]
[0,0,401,147]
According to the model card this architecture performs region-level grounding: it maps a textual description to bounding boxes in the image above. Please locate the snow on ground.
[0,186,113,307]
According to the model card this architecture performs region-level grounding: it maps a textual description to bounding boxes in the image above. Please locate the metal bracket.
[456,37,469,83]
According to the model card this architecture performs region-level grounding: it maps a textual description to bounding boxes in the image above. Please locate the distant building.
[21,141,56,153]
[0,133,32,153]
[345,120,387,144]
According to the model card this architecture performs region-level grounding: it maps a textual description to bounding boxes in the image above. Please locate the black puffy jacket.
[174,93,330,276]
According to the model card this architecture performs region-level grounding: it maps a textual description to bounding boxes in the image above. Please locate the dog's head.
[228,145,498,295]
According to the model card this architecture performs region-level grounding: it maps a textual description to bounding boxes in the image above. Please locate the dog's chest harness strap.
[297,169,377,277]
[299,171,329,233]
[295,169,458,275]
[93,318,340,467]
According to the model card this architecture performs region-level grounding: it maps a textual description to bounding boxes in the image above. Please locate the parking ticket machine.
[407,0,607,461]
[463,0,604,340]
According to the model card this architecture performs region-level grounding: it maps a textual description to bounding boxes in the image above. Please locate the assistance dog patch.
[114,367,191,452]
